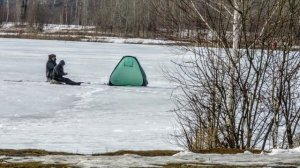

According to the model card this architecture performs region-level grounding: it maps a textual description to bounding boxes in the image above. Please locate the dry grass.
[95,148,265,157]
[0,148,266,157]
[0,162,75,168]
[0,33,83,42]
[162,163,263,168]
[0,149,78,157]
[192,148,264,154]
[94,150,180,157]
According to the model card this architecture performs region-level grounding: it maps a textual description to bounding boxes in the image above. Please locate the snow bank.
[82,36,179,45]
[43,24,95,33]
[172,150,194,156]
[293,146,300,152]
[0,32,18,36]
[1,22,16,29]
[243,150,252,154]
[269,146,300,155]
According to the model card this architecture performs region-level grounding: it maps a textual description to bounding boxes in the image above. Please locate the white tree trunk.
[15,0,22,23]
[75,0,78,25]
[64,0,68,24]
[227,0,241,148]
[6,0,9,22]
[81,0,88,25]
[232,0,240,59]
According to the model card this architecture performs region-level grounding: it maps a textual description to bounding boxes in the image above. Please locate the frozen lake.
[0,38,182,154]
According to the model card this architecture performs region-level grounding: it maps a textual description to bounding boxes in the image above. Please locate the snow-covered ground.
[0,22,180,45]
[2,148,300,167]
[0,22,95,31]
[0,38,183,154]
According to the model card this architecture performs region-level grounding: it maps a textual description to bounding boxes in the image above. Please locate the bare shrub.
[160,0,300,151]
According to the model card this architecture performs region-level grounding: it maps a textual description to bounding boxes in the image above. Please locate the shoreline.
[0,31,182,46]
[1,148,300,168]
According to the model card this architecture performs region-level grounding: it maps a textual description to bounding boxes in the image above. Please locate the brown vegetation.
[0,162,75,168]
[94,150,180,157]
[162,163,259,168]
[192,148,263,154]
[0,149,78,157]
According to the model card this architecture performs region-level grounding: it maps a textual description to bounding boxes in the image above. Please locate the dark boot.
[64,78,81,85]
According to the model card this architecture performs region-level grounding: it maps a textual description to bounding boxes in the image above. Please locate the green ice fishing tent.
[108,56,148,86]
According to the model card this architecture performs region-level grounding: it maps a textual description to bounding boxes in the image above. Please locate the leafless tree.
[161,0,300,151]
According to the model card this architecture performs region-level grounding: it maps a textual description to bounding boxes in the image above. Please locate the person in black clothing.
[46,54,57,82]
[52,60,82,85]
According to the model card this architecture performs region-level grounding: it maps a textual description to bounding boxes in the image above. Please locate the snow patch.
[43,24,95,33]
[243,150,252,154]
[172,151,194,156]
[1,22,16,29]
[269,146,300,155]
[0,32,18,35]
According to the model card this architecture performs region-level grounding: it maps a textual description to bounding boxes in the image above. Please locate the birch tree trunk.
[81,0,88,25]
[6,0,9,22]
[15,0,22,23]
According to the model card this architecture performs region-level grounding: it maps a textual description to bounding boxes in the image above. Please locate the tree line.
[0,0,196,38]
[1,0,299,40]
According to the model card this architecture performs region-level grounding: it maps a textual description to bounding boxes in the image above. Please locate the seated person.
[46,54,57,82]
[52,60,82,85]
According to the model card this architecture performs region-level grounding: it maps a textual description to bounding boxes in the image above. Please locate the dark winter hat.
[48,54,56,59]
[59,60,65,66]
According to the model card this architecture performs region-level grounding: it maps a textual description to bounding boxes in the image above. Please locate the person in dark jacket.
[52,60,82,85]
[46,54,57,82]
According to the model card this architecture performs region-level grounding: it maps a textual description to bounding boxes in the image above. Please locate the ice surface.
[1,38,300,167]
[0,38,183,154]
